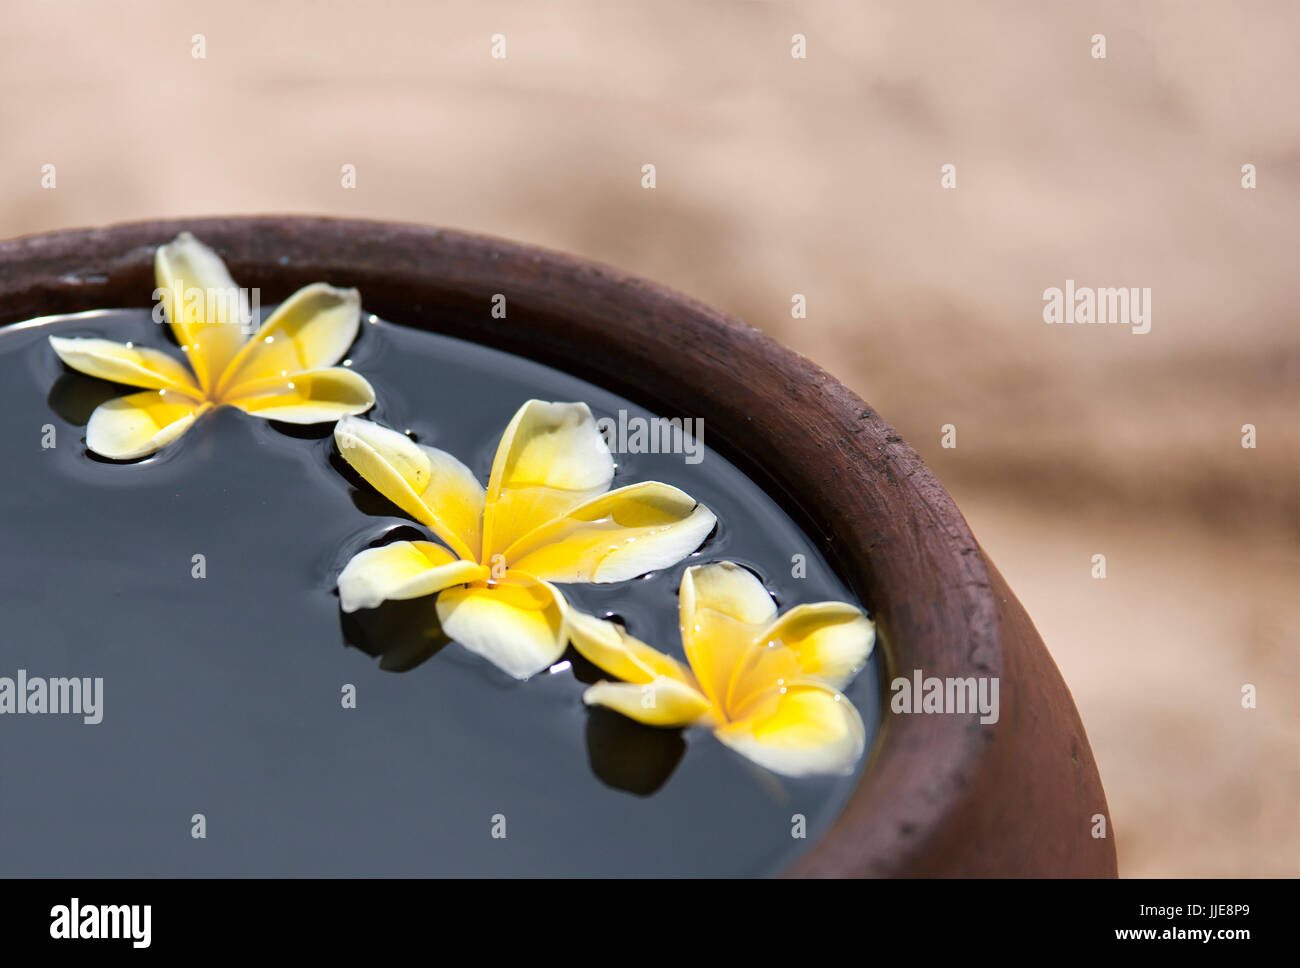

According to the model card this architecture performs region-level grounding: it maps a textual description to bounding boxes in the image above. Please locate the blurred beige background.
[2,0,1296,875]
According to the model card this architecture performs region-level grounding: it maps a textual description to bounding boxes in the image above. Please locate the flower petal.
[404,447,487,560]
[715,680,866,776]
[337,540,488,613]
[217,283,361,395]
[226,367,375,424]
[678,562,777,709]
[48,336,200,395]
[482,400,615,558]
[503,482,716,583]
[333,417,484,561]
[760,602,876,689]
[85,390,207,460]
[583,678,712,729]
[335,416,436,520]
[679,561,778,628]
[566,611,698,686]
[435,574,567,679]
[154,232,251,393]
[724,641,803,718]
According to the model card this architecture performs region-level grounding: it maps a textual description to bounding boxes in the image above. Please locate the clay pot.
[0,217,1116,876]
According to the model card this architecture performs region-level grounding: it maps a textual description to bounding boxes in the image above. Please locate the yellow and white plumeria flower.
[49,232,375,459]
[568,561,875,776]
[334,401,717,680]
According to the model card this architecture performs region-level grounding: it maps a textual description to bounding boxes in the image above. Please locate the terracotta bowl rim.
[0,215,1007,876]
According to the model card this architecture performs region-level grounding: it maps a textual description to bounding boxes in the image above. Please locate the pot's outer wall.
[0,217,1117,877]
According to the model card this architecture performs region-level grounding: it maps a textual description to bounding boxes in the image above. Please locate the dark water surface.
[0,308,880,876]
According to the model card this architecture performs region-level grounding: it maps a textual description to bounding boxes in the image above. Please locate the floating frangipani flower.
[568,561,875,776]
[48,233,375,459]
[334,401,718,679]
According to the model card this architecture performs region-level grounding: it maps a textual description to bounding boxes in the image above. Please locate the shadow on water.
[339,595,451,672]
[340,600,687,794]
[46,371,124,426]
[585,706,686,797]
[329,449,416,519]
[268,420,334,440]
[569,642,687,796]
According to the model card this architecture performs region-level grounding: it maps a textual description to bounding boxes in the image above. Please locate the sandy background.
[1,0,1296,875]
